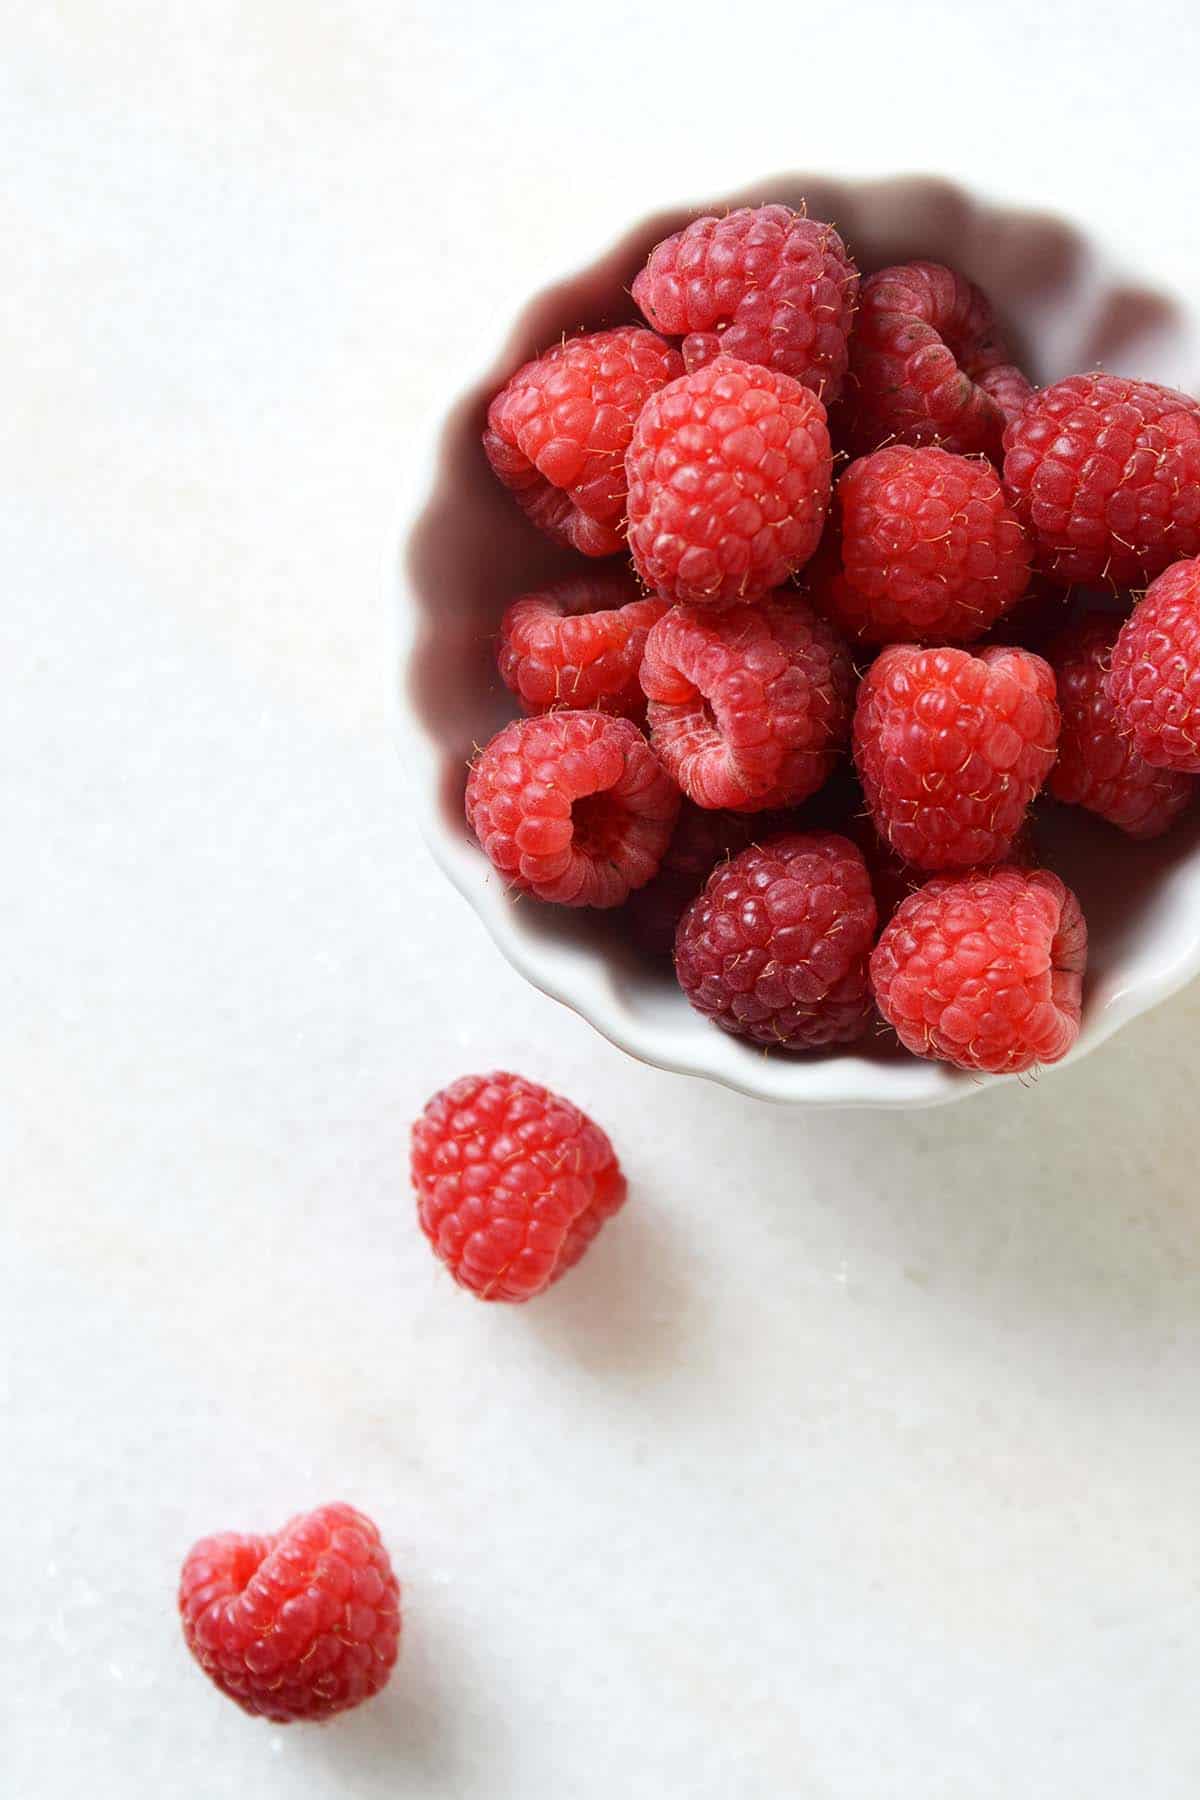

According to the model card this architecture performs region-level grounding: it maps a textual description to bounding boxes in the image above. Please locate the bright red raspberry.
[179,1504,400,1723]
[842,261,1030,459]
[411,1072,626,1301]
[1107,556,1200,772]
[812,446,1032,644]
[496,572,668,720]
[1003,373,1200,587]
[853,644,1059,870]
[624,355,832,605]
[466,710,679,908]
[870,867,1087,1073]
[674,832,877,1048]
[483,326,683,556]
[1048,611,1193,833]
[631,204,859,400]
[640,595,853,812]
[623,801,780,957]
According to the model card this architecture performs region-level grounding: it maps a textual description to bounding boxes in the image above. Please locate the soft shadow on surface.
[526,1195,698,1381]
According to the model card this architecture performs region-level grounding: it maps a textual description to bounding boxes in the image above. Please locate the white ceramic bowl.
[398,174,1200,1107]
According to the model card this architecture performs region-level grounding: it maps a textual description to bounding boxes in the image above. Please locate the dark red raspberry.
[466,710,679,908]
[853,644,1059,870]
[483,326,683,556]
[411,1072,626,1301]
[496,572,668,720]
[870,867,1087,1073]
[812,445,1031,644]
[674,832,877,1048]
[1107,556,1200,772]
[623,801,781,957]
[640,595,853,812]
[624,355,832,605]
[842,261,1030,459]
[1047,611,1192,834]
[179,1503,400,1723]
[631,203,859,400]
[1003,373,1200,588]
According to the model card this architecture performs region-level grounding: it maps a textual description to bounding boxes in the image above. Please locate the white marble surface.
[5,4,1200,1795]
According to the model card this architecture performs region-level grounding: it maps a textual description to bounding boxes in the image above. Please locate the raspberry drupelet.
[624,355,833,606]
[632,203,859,400]
[1107,556,1200,773]
[674,832,877,1048]
[811,445,1032,645]
[483,326,683,556]
[1048,611,1193,834]
[842,261,1030,459]
[496,572,668,720]
[411,1072,626,1301]
[1003,374,1200,588]
[870,867,1087,1074]
[466,710,679,908]
[640,594,854,812]
[852,644,1060,870]
[179,1503,401,1723]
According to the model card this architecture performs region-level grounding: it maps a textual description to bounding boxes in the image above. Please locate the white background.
[5,3,1200,1795]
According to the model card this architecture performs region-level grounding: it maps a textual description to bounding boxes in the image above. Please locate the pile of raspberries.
[470,201,1200,1079]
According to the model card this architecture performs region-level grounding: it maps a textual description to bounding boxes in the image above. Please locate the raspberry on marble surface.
[411,1072,626,1301]
[179,1503,400,1723]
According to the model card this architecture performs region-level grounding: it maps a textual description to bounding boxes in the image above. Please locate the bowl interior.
[402,174,1200,1106]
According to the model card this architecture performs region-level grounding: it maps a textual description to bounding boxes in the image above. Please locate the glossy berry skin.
[411,1072,626,1301]
[624,356,832,606]
[674,832,877,1048]
[179,1504,401,1723]
[1107,557,1200,773]
[496,573,668,720]
[641,595,853,812]
[483,326,683,556]
[815,446,1032,644]
[466,710,679,908]
[1003,374,1200,587]
[843,261,1030,459]
[1048,612,1192,834]
[853,644,1060,870]
[870,867,1087,1074]
[632,204,859,400]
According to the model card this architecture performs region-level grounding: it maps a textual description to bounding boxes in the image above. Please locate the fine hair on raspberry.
[640,594,853,812]
[466,709,680,908]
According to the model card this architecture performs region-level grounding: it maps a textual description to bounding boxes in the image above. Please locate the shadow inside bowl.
[401,172,1200,1103]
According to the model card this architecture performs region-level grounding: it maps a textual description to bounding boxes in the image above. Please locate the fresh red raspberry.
[483,326,683,556]
[1047,611,1193,834]
[411,1072,626,1301]
[623,801,779,957]
[812,446,1032,644]
[631,204,859,400]
[179,1503,400,1723]
[640,595,853,812]
[870,867,1087,1073]
[842,261,1030,459]
[624,356,832,605]
[466,709,679,908]
[853,644,1059,870]
[674,832,877,1048]
[1003,373,1200,587]
[496,572,668,720]
[1107,556,1200,773]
